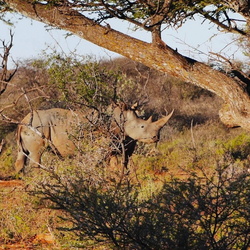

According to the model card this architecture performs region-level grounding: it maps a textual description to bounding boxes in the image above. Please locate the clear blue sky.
[1,12,246,67]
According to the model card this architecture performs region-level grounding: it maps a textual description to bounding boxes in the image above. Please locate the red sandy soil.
[0,233,56,249]
[0,180,23,187]
[0,180,56,249]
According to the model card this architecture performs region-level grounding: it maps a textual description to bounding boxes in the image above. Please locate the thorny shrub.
[31,158,250,249]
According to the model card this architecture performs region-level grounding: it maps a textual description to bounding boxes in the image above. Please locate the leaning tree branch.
[0,139,5,155]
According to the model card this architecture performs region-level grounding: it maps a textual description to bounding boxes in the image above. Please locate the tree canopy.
[1,0,250,129]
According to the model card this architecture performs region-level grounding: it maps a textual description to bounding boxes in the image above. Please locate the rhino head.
[113,103,174,143]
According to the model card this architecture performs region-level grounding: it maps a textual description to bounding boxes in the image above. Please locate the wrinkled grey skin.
[15,105,173,173]
[112,103,173,143]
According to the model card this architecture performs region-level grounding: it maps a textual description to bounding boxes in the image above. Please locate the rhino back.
[43,109,81,156]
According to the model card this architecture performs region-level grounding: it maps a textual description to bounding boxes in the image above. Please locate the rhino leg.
[15,144,43,173]
[23,138,45,171]
[17,129,45,172]
[28,150,43,168]
[15,149,26,173]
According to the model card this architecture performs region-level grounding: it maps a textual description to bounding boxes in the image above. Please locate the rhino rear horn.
[147,116,153,123]
[154,109,174,128]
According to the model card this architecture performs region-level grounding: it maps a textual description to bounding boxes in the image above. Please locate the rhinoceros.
[15,104,173,173]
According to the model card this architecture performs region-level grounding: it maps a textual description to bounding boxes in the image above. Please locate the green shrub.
[35,53,122,109]
[216,133,250,160]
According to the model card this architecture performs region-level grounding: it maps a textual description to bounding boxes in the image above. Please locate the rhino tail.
[16,125,23,150]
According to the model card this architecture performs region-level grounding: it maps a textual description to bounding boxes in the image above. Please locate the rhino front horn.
[154,109,174,128]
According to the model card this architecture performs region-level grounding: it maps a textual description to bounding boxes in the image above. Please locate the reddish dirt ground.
[0,180,23,187]
[0,180,56,250]
[0,234,56,250]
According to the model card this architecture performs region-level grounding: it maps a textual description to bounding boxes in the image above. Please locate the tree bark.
[4,0,250,130]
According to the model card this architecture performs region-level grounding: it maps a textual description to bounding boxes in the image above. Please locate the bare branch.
[0,30,18,95]
[196,8,248,37]
[0,87,50,124]
[0,139,5,155]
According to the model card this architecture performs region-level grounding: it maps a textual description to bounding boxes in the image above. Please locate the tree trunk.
[5,0,250,130]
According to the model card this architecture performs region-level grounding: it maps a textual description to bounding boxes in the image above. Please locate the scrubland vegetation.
[0,54,250,249]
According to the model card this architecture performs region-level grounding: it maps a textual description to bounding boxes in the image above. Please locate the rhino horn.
[147,116,153,123]
[154,109,174,128]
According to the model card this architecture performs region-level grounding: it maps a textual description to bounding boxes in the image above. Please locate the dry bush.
[0,60,59,119]
[102,57,222,130]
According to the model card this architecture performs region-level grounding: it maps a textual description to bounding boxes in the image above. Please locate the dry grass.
[130,121,250,192]
[0,183,56,247]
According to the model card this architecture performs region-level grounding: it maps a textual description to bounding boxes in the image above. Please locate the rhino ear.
[154,109,174,128]
[131,103,138,110]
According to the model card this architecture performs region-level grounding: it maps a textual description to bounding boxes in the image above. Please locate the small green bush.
[216,133,250,160]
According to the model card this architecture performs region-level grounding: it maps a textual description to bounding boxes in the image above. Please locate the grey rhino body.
[15,104,173,173]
